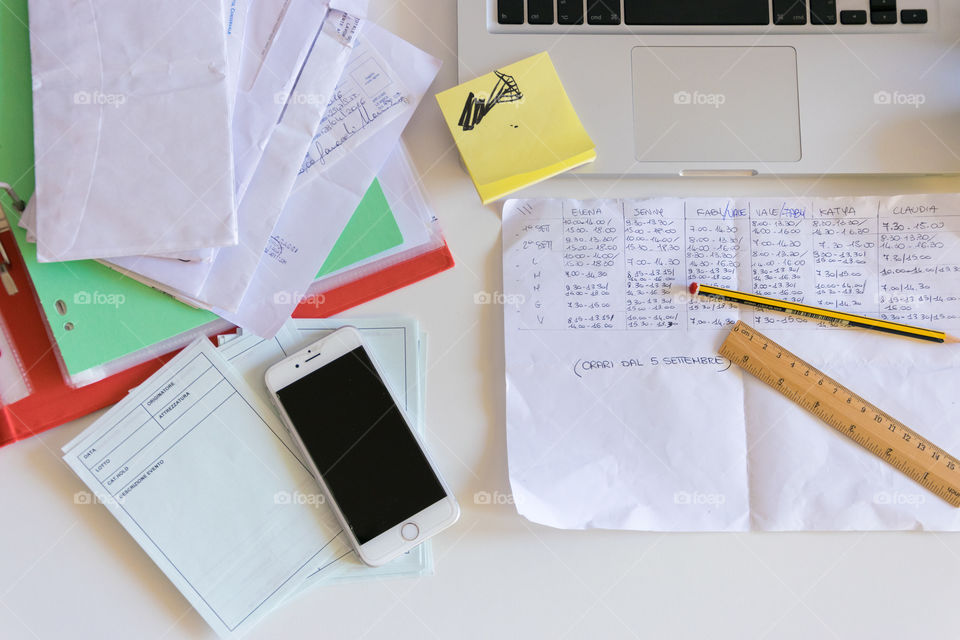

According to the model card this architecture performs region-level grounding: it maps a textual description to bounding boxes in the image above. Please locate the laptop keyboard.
[496,0,930,28]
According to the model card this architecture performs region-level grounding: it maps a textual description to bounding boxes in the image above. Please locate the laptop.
[457,0,960,177]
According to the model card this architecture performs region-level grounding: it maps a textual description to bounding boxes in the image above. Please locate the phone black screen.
[276,346,446,544]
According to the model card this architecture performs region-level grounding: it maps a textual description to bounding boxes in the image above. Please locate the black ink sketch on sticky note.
[457,70,523,131]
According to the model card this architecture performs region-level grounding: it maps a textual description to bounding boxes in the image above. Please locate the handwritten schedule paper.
[503,196,960,531]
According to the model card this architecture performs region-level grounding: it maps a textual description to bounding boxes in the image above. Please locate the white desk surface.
[4,2,960,638]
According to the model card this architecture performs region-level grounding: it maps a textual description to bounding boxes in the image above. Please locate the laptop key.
[587,0,621,25]
[497,0,524,24]
[870,0,896,9]
[774,0,807,25]
[810,0,837,25]
[528,0,554,24]
[840,10,867,24]
[901,9,927,24]
[623,0,769,25]
[558,0,585,24]
[871,10,897,24]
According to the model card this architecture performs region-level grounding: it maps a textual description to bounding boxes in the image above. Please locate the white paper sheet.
[193,12,370,310]
[62,339,349,637]
[24,0,242,266]
[28,0,237,261]
[112,0,290,267]
[224,0,249,101]
[299,30,411,173]
[106,4,366,311]
[215,23,441,336]
[231,0,330,201]
[503,196,960,531]
[231,0,369,200]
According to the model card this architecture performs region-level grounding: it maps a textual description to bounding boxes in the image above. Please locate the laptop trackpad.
[631,47,801,163]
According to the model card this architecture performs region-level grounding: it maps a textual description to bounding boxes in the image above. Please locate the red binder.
[0,224,177,448]
[293,244,454,319]
[0,226,453,448]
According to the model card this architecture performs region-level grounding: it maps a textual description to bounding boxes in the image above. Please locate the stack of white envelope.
[26,0,442,338]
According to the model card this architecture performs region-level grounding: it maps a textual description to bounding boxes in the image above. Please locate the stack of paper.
[10,141,446,386]
[5,0,450,392]
[22,0,444,340]
[63,317,432,637]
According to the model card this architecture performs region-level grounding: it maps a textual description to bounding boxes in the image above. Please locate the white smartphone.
[264,326,460,566]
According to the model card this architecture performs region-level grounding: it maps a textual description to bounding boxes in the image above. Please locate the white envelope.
[231,0,331,202]
[146,0,247,267]
[92,140,433,323]
[28,0,238,262]
[20,0,242,264]
[106,3,367,312]
[22,0,240,265]
[95,0,247,266]
[224,0,250,102]
[193,4,369,310]
[216,23,441,336]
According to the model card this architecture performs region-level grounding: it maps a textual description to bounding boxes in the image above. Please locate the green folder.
[0,0,404,382]
[317,178,403,278]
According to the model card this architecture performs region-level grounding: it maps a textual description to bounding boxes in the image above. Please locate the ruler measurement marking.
[720,321,960,508]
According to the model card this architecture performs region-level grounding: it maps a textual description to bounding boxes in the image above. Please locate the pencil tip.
[945,334,960,344]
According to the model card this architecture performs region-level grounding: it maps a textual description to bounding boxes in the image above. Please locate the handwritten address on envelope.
[300,37,410,174]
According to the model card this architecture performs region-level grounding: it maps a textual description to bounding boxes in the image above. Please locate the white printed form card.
[62,339,350,637]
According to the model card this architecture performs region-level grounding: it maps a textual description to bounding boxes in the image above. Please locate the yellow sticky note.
[436,52,596,205]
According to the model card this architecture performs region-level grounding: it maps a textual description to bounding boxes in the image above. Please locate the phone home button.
[400,522,419,541]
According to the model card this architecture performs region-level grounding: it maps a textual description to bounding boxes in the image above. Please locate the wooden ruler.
[720,321,960,507]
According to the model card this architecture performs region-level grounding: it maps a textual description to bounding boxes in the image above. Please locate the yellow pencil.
[690,282,958,344]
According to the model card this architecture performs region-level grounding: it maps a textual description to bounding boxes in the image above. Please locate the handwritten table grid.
[508,197,960,333]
